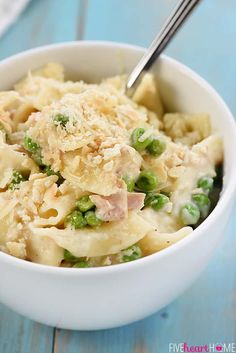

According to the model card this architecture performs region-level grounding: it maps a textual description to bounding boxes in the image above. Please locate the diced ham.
[116,146,142,180]
[128,192,145,210]
[90,190,127,221]
[90,191,145,221]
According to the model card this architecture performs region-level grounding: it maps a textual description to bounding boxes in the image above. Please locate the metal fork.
[126,0,202,95]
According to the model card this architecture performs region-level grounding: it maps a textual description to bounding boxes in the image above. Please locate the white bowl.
[0,41,236,330]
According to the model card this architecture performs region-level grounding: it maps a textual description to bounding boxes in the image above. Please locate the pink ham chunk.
[90,191,145,221]
[127,193,145,210]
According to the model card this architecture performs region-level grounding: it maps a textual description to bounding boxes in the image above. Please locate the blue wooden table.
[0,1,235,352]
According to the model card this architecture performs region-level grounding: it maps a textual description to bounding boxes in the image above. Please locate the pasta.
[0,63,223,267]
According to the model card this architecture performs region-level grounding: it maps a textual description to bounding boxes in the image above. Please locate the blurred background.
[0,1,235,352]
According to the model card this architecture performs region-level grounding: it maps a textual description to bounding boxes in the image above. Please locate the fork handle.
[126,0,202,93]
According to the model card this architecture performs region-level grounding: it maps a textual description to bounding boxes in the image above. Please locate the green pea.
[8,170,26,190]
[64,249,79,262]
[44,165,56,176]
[23,136,43,166]
[123,175,135,192]
[64,250,89,268]
[131,128,153,151]
[53,113,69,128]
[84,211,102,227]
[197,176,214,194]
[192,193,211,218]
[24,136,40,154]
[76,195,95,212]
[136,171,158,192]
[180,202,200,225]
[146,137,166,157]
[73,261,90,268]
[44,165,64,185]
[144,193,169,211]
[33,152,43,166]
[121,245,142,262]
[66,210,87,229]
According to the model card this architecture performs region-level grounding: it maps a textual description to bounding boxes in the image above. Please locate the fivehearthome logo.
[169,343,236,352]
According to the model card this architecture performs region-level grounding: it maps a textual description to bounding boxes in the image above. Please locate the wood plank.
[84,0,173,48]
[0,305,54,353]
[84,0,236,115]
[0,0,81,60]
